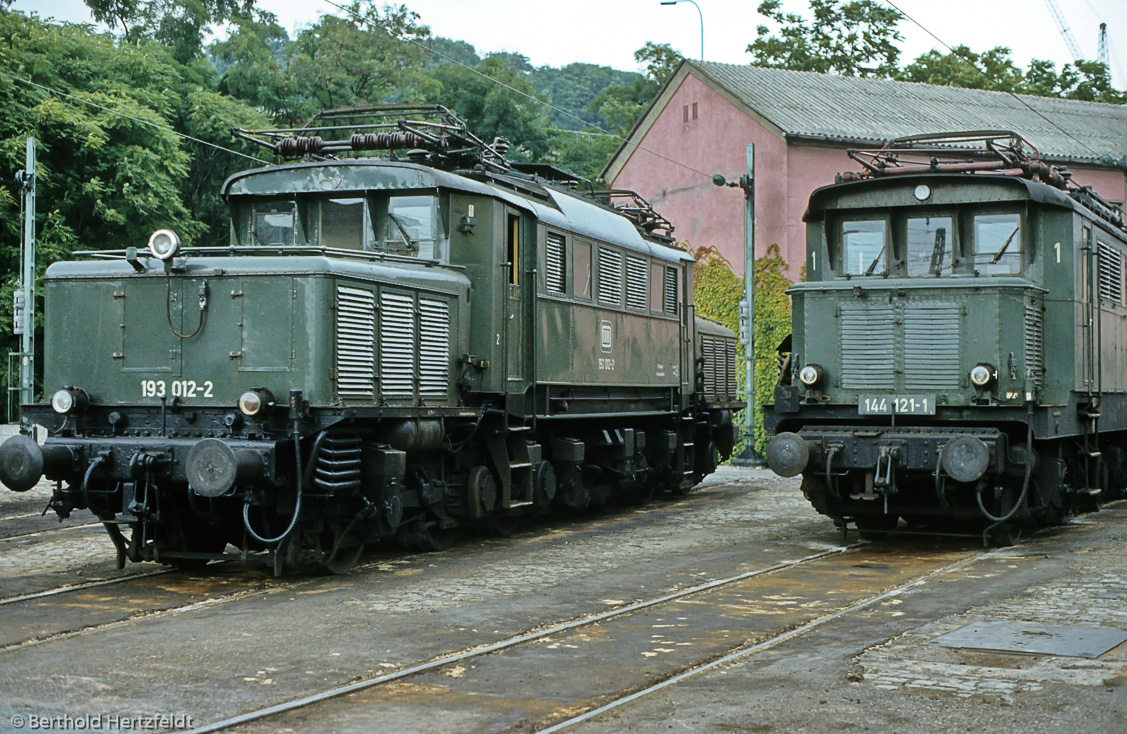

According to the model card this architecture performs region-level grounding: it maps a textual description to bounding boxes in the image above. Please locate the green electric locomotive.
[0,106,739,573]
[764,132,1127,544]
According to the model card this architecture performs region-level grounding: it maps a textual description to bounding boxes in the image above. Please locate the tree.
[898,46,1127,104]
[85,0,258,65]
[529,62,638,131]
[748,0,903,77]
[285,2,432,116]
[590,43,682,136]
[898,45,1023,91]
[424,54,550,160]
[211,12,299,123]
[1045,60,1127,104]
[635,42,682,84]
[428,37,480,69]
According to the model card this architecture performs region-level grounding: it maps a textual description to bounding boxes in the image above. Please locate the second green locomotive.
[764,132,1127,543]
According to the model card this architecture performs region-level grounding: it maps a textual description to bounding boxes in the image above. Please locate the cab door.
[502,209,532,397]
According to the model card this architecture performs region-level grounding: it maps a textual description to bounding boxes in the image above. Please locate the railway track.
[0,474,759,648]
[173,539,999,734]
[1,520,103,542]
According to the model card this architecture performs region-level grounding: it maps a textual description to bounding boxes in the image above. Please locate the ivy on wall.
[692,243,793,456]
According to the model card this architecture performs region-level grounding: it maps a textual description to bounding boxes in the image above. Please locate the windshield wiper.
[863,245,887,276]
[388,212,416,251]
[990,227,1020,264]
[929,228,947,275]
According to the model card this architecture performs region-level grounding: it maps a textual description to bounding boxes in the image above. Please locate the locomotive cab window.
[250,201,296,246]
[906,215,954,276]
[321,197,370,251]
[972,213,1022,275]
[841,219,888,276]
[384,194,438,259]
[574,240,592,299]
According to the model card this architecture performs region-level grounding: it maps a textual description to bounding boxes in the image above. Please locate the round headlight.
[148,229,181,261]
[913,184,931,201]
[799,364,825,388]
[969,363,996,388]
[237,388,274,417]
[51,387,88,415]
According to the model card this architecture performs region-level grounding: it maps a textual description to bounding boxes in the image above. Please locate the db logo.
[599,321,613,353]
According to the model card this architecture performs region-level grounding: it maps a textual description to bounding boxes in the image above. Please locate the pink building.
[603,61,1127,279]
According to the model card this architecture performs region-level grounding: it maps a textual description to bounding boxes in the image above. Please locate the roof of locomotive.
[222,159,694,264]
[804,172,1076,221]
[804,132,1127,236]
[805,171,1127,240]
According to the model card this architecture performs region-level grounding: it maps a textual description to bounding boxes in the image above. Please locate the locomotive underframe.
[766,400,1121,541]
[22,398,733,572]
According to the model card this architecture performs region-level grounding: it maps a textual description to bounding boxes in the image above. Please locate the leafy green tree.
[590,43,681,136]
[545,129,619,181]
[286,2,431,115]
[749,0,903,77]
[635,42,683,84]
[428,37,480,69]
[897,45,1024,91]
[1038,60,1127,104]
[424,54,550,160]
[85,0,257,64]
[898,46,1127,104]
[528,63,636,131]
[211,12,299,123]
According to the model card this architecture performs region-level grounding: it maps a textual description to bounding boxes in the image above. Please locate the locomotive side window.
[385,195,437,258]
[574,241,592,299]
[906,216,954,276]
[842,220,887,275]
[650,263,664,312]
[972,213,1022,275]
[507,213,520,285]
[321,198,367,250]
[253,201,296,246]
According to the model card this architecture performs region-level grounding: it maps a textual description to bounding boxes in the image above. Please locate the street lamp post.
[660,0,704,61]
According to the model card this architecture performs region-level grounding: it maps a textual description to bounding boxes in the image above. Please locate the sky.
[9,0,1127,87]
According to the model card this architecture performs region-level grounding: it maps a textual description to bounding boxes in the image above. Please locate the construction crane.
[1043,0,1083,62]
[1097,22,1109,67]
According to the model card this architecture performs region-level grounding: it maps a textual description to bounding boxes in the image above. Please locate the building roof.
[605,61,1127,179]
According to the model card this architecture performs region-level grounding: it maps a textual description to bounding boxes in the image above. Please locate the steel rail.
[183,543,859,734]
[0,520,102,542]
[0,569,174,607]
[538,550,995,732]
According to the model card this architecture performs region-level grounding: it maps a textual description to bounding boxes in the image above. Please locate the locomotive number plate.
[858,395,935,415]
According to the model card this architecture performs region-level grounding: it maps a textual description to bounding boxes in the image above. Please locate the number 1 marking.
[1054,242,1061,263]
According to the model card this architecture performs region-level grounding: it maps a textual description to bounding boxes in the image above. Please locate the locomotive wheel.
[399,519,460,552]
[466,466,498,520]
[632,479,657,505]
[484,514,518,536]
[160,516,227,570]
[988,522,1022,547]
[324,525,364,575]
[855,513,899,541]
[325,543,364,575]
